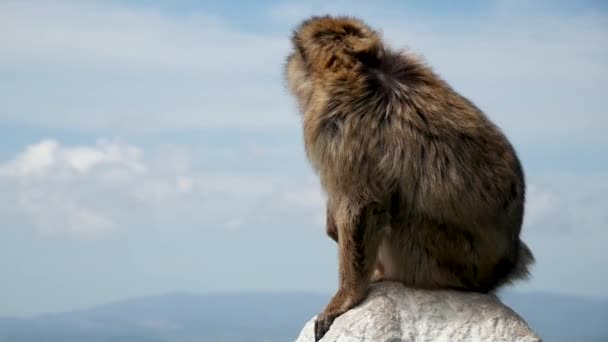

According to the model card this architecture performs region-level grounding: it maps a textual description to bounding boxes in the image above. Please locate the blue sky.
[0,0,607,316]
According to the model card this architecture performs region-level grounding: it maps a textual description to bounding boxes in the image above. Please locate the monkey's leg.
[314,203,385,341]
[326,201,386,286]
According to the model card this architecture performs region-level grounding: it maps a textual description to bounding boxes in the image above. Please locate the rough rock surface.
[295,282,541,342]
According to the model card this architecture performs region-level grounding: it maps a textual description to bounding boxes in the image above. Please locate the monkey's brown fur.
[284,15,534,341]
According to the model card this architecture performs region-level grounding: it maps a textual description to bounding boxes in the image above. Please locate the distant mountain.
[0,292,329,342]
[500,291,608,342]
[0,290,606,342]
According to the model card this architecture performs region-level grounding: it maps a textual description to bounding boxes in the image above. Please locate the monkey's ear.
[348,36,384,68]
[291,15,385,70]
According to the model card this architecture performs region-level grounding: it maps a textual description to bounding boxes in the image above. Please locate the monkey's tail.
[496,240,535,290]
[512,240,535,280]
[485,240,535,293]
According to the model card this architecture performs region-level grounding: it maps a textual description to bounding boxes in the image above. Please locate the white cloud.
[514,173,608,296]
[0,1,285,74]
[0,139,145,178]
[524,185,574,233]
[0,139,325,235]
[0,140,58,176]
[0,139,146,234]
[224,218,244,232]
[524,174,608,235]
[0,0,297,131]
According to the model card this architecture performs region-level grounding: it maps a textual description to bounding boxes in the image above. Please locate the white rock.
[295,282,541,342]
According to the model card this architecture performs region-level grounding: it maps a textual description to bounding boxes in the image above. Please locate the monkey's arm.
[314,201,385,341]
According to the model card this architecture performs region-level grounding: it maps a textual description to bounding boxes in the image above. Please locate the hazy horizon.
[3,286,607,320]
[1,290,607,341]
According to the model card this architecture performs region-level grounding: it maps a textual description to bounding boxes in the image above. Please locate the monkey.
[283,15,535,341]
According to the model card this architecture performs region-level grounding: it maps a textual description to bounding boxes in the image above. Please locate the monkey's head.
[284,15,385,113]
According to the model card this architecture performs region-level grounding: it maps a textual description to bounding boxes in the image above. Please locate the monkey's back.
[304,52,525,230]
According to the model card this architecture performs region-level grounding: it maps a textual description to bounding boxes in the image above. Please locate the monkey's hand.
[314,311,339,341]
[314,288,365,341]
